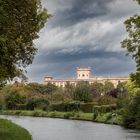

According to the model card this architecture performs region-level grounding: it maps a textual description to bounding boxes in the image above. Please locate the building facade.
[44,67,128,87]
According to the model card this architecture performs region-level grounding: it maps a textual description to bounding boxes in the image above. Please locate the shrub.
[123,94,140,129]
[32,110,40,117]
[49,112,56,117]
[64,102,80,112]
[97,96,117,105]
[64,112,74,119]
[50,102,80,112]
[16,104,27,110]
[14,110,21,115]
[80,103,94,113]
[49,103,65,112]
[93,104,117,114]
[5,90,26,110]
[26,97,49,110]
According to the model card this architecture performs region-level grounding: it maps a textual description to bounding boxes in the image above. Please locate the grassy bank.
[0,110,123,125]
[0,118,32,140]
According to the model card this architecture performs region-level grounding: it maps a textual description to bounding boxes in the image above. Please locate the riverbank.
[0,110,123,125]
[0,118,32,140]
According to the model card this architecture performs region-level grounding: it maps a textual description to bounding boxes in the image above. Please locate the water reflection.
[0,115,140,140]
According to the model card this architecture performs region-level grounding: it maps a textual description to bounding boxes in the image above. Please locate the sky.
[26,0,140,83]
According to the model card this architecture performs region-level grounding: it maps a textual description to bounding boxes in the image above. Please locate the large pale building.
[44,67,128,87]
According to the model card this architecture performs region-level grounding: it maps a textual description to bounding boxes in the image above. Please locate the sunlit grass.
[0,119,32,140]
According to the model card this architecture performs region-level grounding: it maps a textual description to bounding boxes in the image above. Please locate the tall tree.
[103,81,114,94]
[0,0,50,85]
[121,0,140,129]
[121,0,140,87]
[74,81,91,102]
[90,82,104,97]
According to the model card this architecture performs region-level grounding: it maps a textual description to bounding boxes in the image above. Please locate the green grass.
[0,110,123,125]
[0,119,32,140]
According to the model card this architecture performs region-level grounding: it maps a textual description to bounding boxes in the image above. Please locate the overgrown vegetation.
[0,81,120,111]
[0,79,139,129]
[0,80,127,126]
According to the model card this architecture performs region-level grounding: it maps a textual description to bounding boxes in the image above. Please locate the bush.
[49,103,64,112]
[49,112,56,117]
[93,104,117,114]
[26,97,49,110]
[123,95,140,129]
[50,102,103,113]
[32,110,41,117]
[80,103,94,113]
[50,102,80,112]
[64,112,74,119]
[97,96,117,105]
[64,102,80,112]
[0,105,2,110]
[15,104,26,110]
[5,90,26,110]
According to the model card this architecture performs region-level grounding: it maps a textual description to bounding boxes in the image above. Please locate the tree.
[123,92,140,129]
[26,83,58,94]
[26,97,49,110]
[103,81,114,95]
[74,81,91,102]
[5,90,26,110]
[0,0,50,85]
[121,1,140,87]
[65,82,75,96]
[121,1,140,128]
[90,82,104,97]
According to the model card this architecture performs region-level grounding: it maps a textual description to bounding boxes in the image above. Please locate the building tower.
[76,67,91,80]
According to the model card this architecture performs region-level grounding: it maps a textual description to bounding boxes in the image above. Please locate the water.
[0,115,140,140]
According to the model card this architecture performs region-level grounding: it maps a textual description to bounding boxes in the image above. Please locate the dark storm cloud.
[47,0,114,27]
[27,47,136,82]
[44,47,126,63]
[26,0,140,82]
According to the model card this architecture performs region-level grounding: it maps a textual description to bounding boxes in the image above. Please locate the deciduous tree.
[121,0,140,86]
[0,0,50,85]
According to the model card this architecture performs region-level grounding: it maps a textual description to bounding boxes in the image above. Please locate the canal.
[0,115,140,140]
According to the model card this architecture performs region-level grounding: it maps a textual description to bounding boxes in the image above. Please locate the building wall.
[76,67,91,79]
[44,78,128,88]
[44,67,128,87]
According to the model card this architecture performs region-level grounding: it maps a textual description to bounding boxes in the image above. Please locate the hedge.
[49,102,80,112]
[49,102,116,113]
[93,104,117,114]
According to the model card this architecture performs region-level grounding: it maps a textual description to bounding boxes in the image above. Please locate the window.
[82,74,85,77]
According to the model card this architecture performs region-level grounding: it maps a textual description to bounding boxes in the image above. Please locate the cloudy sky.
[26,0,140,83]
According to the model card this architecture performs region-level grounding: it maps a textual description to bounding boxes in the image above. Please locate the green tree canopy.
[74,81,91,102]
[90,82,104,97]
[121,0,140,86]
[103,81,114,94]
[121,0,140,129]
[0,0,50,84]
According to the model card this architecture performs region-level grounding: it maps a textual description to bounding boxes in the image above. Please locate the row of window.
[78,74,89,77]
